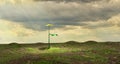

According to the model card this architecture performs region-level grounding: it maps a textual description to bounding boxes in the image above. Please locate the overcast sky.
[0,0,120,43]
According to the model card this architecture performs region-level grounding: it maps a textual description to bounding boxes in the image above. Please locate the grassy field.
[0,41,120,64]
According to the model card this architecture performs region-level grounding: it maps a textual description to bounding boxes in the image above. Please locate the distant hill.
[84,41,98,44]
[65,41,80,44]
[7,41,120,45]
[65,40,98,44]
[9,42,19,45]
[35,42,45,45]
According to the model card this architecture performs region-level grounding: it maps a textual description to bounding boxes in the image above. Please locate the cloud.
[0,0,120,31]
[82,14,120,29]
[6,20,34,37]
[92,26,120,41]
[1,0,120,43]
[34,0,110,3]
[1,14,120,43]
[0,19,39,43]
[0,0,34,5]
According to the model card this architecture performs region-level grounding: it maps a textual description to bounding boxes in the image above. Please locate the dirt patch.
[8,54,42,64]
[8,54,66,64]
[108,55,120,64]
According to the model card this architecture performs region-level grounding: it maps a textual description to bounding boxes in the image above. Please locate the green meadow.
[0,41,120,64]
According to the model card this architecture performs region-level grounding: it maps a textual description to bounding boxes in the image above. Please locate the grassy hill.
[0,41,120,64]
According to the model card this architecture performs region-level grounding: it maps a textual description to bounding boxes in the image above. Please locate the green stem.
[48,26,51,49]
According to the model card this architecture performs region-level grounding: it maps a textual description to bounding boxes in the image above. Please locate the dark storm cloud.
[0,0,120,31]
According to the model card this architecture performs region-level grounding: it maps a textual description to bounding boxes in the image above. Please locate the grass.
[0,42,120,64]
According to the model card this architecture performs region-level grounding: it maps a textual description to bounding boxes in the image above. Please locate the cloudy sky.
[0,0,120,43]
